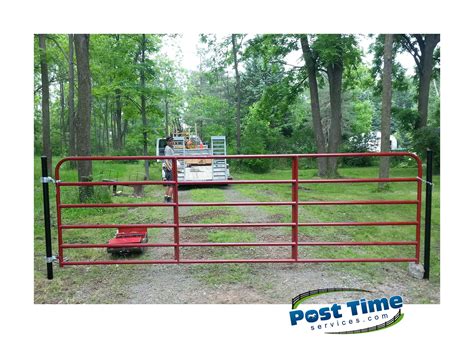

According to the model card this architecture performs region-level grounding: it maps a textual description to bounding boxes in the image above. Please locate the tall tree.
[68,34,77,168]
[165,98,169,135]
[44,34,70,157]
[325,41,344,176]
[74,34,93,201]
[300,35,328,176]
[38,34,52,174]
[231,34,242,153]
[140,34,150,179]
[314,34,361,177]
[154,51,184,138]
[300,34,361,177]
[114,88,123,150]
[399,34,440,128]
[110,34,126,151]
[379,34,394,189]
[59,78,65,154]
[103,96,109,151]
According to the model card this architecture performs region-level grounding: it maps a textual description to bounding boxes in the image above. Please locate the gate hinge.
[45,256,58,264]
[41,177,60,184]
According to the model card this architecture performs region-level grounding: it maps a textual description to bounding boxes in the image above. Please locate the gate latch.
[417,177,434,186]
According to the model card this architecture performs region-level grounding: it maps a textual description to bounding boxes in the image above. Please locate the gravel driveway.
[34,186,440,304]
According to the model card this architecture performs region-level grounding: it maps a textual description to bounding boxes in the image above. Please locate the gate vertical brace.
[172,158,180,262]
[41,156,54,280]
[291,156,299,261]
[415,154,423,264]
[55,163,64,267]
[423,149,433,279]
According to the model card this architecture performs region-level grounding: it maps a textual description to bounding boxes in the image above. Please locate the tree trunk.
[327,62,343,177]
[74,34,93,201]
[59,78,65,156]
[140,34,150,179]
[231,34,242,154]
[416,34,440,129]
[379,34,394,189]
[38,34,52,174]
[224,74,233,105]
[165,98,169,136]
[68,34,77,169]
[114,88,123,150]
[104,95,109,152]
[300,35,328,177]
[93,109,98,153]
[123,118,128,147]
[97,105,103,153]
[111,101,116,150]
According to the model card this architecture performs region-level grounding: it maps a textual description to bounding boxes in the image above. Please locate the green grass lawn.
[34,157,440,300]
[34,157,168,262]
[232,166,440,282]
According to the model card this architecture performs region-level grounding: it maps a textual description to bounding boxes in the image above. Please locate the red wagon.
[106,227,148,254]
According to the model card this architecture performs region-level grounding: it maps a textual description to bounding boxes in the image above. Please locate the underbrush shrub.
[241,157,272,174]
[341,134,377,167]
[241,109,273,173]
[412,126,440,173]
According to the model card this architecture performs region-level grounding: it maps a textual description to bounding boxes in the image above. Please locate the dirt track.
[34,186,440,304]
[118,188,438,304]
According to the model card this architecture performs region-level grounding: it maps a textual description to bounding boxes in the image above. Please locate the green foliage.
[351,100,374,135]
[184,72,233,142]
[89,35,166,155]
[241,105,273,173]
[240,53,287,110]
[34,34,441,180]
[244,34,300,65]
[412,126,440,172]
[392,106,418,135]
[314,34,361,74]
[122,132,145,155]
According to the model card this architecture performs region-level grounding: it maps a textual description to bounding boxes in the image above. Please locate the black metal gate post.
[423,149,433,279]
[41,156,54,280]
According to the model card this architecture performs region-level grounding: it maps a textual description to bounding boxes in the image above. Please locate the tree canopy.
[34,34,441,175]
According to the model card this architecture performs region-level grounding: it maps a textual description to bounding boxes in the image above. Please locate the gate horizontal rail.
[58,200,417,208]
[57,177,417,186]
[60,257,416,266]
[53,152,423,267]
[60,241,417,249]
[60,221,417,230]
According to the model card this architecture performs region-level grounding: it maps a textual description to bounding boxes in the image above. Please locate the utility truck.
[156,132,231,183]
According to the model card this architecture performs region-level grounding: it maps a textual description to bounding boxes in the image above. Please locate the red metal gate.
[54,152,423,267]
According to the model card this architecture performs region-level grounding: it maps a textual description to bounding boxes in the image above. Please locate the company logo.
[289,288,404,334]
